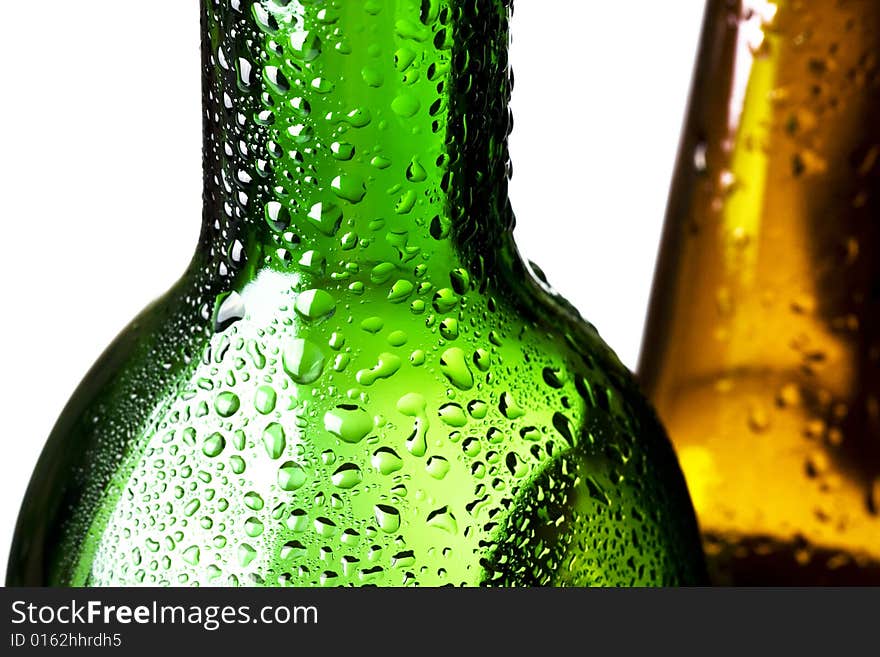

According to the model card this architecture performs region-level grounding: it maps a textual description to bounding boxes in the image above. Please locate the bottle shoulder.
[8,274,215,585]
[11,265,704,586]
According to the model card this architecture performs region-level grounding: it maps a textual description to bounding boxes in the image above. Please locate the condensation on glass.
[8,0,705,587]
[640,0,880,585]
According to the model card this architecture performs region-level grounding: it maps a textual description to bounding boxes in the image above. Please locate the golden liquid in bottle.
[640,0,880,584]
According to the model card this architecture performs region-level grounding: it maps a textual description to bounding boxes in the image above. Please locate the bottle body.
[9,0,705,586]
[10,259,703,587]
[640,0,880,584]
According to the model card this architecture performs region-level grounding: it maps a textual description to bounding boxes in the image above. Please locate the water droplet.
[388,279,415,303]
[184,499,201,517]
[406,158,428,182]
[286,509,309,533]
[244,491,264,511]
[374,504,401,533]
[397,393,426,416]
[307,202,343,236]
[542,367,565,389]
[499,392,525,419]
[361,65,384,87]
[426,456,450,479]
[283,339,326,384]
[278,461,307,491]
[330,141,356,161]
[247,340,266,369]
[262,422,287,460]
[462,437,481,457]
[432,288,459,313]
[806,450,830,478]
[314,516,338,538]
[214,291,246,332]
[777,383,802,407]
[585,475,611,506]
[324,405,373,443]
[215,391,240,418]
[202,432,226,458]
[387,330,408,346]
[182,546,200,566]
[440,347,474,390]
[290,31,322,61]
[254,385,278,415]
[264,66,290,94]
[295,289,336,321]
[391,94,420,118]
[505,452,529,478]
[238,543,257,568]
[426,506,457,534]
[393,42,418,67]
[331,174,367,203]
[360,316,385,334]
[372,447,404,475]
[439,318,459,340]
[693,141,708,172]
[468,400,488,419]
[280,540,308,561]
[485,427,504,444]
[265,201,290,232]
[472,349,491,372]
[438,403,467,427]
[748,403,770,432]
[244,517,265,537]
[331,463,363,489]
[395,190,417,214]
[552,413,575,447]
[357,352,403,386]
[371,154,392,169]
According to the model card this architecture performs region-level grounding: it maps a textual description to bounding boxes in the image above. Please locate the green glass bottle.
[8,0,705,587]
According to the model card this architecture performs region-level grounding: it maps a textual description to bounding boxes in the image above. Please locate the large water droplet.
[426,506,458,534]
[238,543,257,568]
[283,339,325,384]
[244,491,264,510]
[372,447,404,475]
[438,403,467,427]
[202,432,226,458]
[214,291,246,332]
[182,546,200,566]
[331,175,367,203]
[278,461,307,491]
[331,463,363,489]
[324,405,373,443]
[426,456,450,480]
[254,385,278,415]
[440,348,474,390]
[244,517,265,537]
[280,540,308,561]
[295,289,336,321]
[374,504,401,533]
[391,94,420,118]
[215,391,240,418]
[356,353,403,386]
[262,422,287,460]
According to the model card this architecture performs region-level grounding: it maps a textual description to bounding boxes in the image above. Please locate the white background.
[0,0,705,582]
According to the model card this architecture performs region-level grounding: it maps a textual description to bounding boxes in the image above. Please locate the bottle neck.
[640,0,880,396]
[197,0,514,283]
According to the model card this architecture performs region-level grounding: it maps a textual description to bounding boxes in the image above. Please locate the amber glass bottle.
[640,0,880,584]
